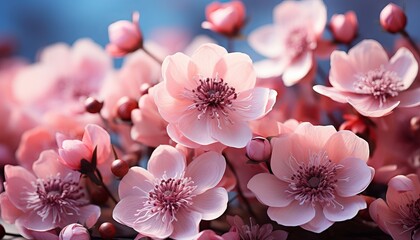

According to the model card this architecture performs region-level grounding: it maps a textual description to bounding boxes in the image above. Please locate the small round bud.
[246,137,272,162]
[99,222,116,240]
[84,97,104,114]
[59,223,90,240]
[329,11,358,44]
[0,224,5,239]
[111,159,129,178]
[380,3,407,33]
[410,116,420,132]
[116,96,138,121]
[90,186,109,205]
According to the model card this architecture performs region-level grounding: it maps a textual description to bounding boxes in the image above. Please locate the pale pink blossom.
[370,174,420,240]
[329,11,358,44]
[59,223,90,240]
[107,12,142,57]
[249,0,334,85]
[314,39,420,117]
[0,150,100,235]
[201,1,246,37]
[248,122,374,233]
[113,145,228,239]
[153,43,277,148]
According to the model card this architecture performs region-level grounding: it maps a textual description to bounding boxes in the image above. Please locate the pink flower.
[245,136,272,162]
[314,39,420,117]
[329,11,358,44]
[201,1,246,37]
[107,12,142,57]
[221,215,288,240]
[153,43,277,148]
[0,150,100,235]
[380,3,407,34]
[59,223,90,240]
[370,174,420,240]
[248,0,333,85]
[113,145,228,239]
[248,122,375,233]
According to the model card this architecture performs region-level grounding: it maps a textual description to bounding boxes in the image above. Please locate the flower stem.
[142,47,163,65]
[94,168,118,204]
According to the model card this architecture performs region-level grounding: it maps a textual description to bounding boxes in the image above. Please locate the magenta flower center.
[398,197,420,235]
[354,67,404,107]
[25,173,87,224]
[190,77,238,128]
[135,176,196,224]
[236,218,276,240]
[286,27,316,60]
[286,152,344,207]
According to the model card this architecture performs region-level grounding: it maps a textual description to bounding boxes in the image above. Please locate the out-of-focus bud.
[107,11,142,57]
[339,114,367,135]
[111,159,129,178]
[116,96,138,121]
[201,1,246,37]
[246,137,271,162]
[84,97,104,114]
[59,223,90,240]
[329,11,358,44]
[380,3,407,33]
[99,222,116,240]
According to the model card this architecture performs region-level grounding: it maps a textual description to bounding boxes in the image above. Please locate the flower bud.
[111,159,129,178]
[107,11,142,57]
[116,96,138,121]
[59,223,90,240]
[201,1,246,37]
[84,97,104,114]
[99,222,116,240]
[329,11,358,44]
[380,3,407,33]
[246,137,271,162]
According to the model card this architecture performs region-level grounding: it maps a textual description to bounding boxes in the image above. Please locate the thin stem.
[95,168,118,204]
[142,47,163,65]
[5,232,23,237]
[401,29,420,57]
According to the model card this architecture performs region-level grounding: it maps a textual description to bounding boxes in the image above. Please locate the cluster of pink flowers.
[1,1,420,239]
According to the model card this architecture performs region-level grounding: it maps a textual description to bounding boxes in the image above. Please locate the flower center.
[398,197,420,236]
[286,27,316,60]
[286,151,344,207]
[189,77,237,128]
[237,218,275,240]
[135,176,196,224]
[354,67,404,107]
[25,173,87,224]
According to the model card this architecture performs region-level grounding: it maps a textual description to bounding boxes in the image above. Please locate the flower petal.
[191,43,227,78]
[387,47,418,90]
[253,58,287,79]
[335,157,374,197]
[294,122,336,151]
[347,95,400,117]
[282,51,313,87]
[171,210,202,239]
[329,51,359,92]
[153,83,191,123]
[210,119,252,148]
[247,173,292,207]
[248,25,284,58]
[113,195,143,228]
[233,88,277,121]
[190,188,228,220]
[148,145,186,179]
[323,195,366,222]
[4,165,36,210]
[133,212,174,239]
[267,201,315,226]
[301,205,334,233]
[396,88,420,107]
[270,135,304,180]
[348,40,389,74]
[313,85,355,103]
[118,166,154,199]
[32,150,75,179]
[177,110,216,146]
[325,131,369,163]
[163,52,199,97]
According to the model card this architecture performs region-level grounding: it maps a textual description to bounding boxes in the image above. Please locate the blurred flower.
[59,223,90,240]
[370,174,420,240]
[248,122,374,233]
[153,43,277,148]
[329,11,358,44]
[0,150,100,236]
[380,3,407,34]
[202,1,246,38]
[107,12,142,57]
[249,0,334,85]
[246,137,272,162]
[314,39,420,117]
[113,145,228,239]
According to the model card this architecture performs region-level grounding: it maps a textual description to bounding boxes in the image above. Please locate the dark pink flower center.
[398,197,420,236]
[235,217,277,240]
[135,176,196,224]
[25,173,87,224]
[286,27,316,60]
[190,77,238,128]
[354,67,404,107]
[286,152,344,207]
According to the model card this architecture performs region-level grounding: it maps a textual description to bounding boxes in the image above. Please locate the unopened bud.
[246,137,271,162]
[116,96,138,121]
[380,3,407,33]
[59,223,90,240]
[329,11,358,44]
[84,97,104,114]
[111,159,129,178]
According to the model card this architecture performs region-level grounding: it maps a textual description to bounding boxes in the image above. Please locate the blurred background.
[0,0,417,64]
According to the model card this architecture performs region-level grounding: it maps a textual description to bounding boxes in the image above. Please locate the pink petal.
[282,51,313,87]
[148,145,186,179]
[301,205,334,233]
[0,193,24,223]
[247,173,292,207]
[248,25,284,58]
[253,59,287,79]
[171,210,202,239]
[163,52,198,97]
[118,166,154,199]
[153,83,191,123]
[82,124,111,164]
[294,122,336,151]
[166,123,203,148]
[113,196,144,228]
[21,210,54,231]
[270,135,304,180]
[59,140,91,169]
[215,52,256,92]
[396,88,420,107]
[368,199,392,234]
[186,151,226,195]
[323,195,366,222]
[335,157,374,197]
[190,188,228,220]
[387,47,418,90]
[210,118,252,148]
[191,43,227,78]
[133,212,174,239]
[325,131,369,163]
[314,39,336,59]
[348,40,389,74]
[267,201,315,226]
[233,88,277,121]
[71,205,101,228]
[32,150,75,179]
[177,111,216,146]
[4,165,36,210]
[347,95,400,117]
[329,51,359,91]
[386,175,417,211]
[312,85,351,103]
